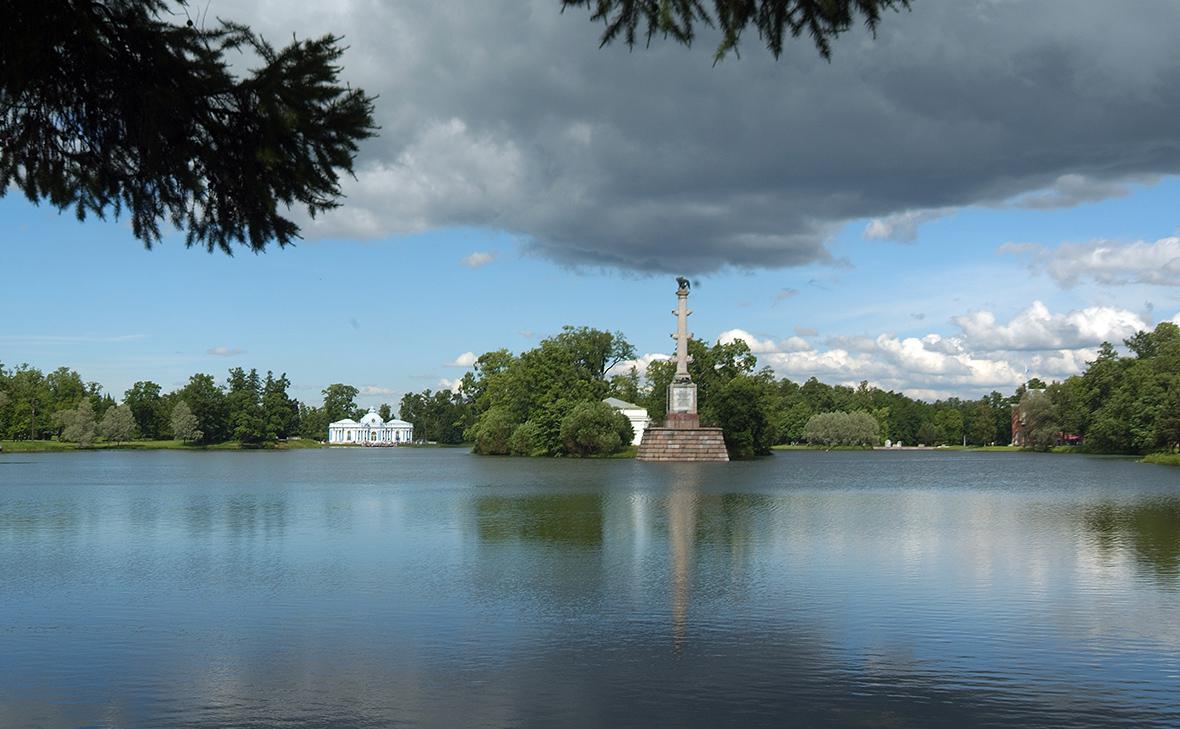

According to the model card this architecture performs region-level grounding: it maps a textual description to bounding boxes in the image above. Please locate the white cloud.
[864,208,953,243]
[607,352,671,377]
[717,328,777,354]
[359,385,396,396]
[718,328,812,354]
[461,251,497,268]
[952,301,1146,351]
[726,300,1153,398]
[438,378,463,393]
[447,351,478,367]
[1008,237,1180,287]
[207,346,244,356]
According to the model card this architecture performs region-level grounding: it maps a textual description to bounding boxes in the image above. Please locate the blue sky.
[5,1,1180,410]
[4,175,1179,409]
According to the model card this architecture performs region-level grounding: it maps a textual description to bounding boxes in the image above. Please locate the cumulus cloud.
[607,352,671,377]
[729,300,1158,397]
[461,251,497,268]
[438,378,463,393]
[951,301,1146,351]
[718,329,812,354]
[210,0,1180,272]
[207,346,244,356]
[447,351,478,367]
[1006,237,1180,287]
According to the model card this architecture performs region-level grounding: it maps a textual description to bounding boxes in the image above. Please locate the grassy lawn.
[1143,453,1180,467]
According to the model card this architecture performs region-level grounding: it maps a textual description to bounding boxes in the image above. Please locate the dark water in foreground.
[1,449,1179,728]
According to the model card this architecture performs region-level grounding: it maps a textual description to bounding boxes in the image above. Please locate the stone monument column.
[636,277,729,462]
[666,277,699,429]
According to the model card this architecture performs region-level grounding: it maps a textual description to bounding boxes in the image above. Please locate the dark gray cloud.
[222,1,1180,273]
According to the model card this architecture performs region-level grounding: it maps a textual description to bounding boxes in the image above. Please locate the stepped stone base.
[636,427,730,462]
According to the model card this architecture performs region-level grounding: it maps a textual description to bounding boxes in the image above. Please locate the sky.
[4,0,1180,410]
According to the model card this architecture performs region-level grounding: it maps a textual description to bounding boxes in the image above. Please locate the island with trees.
[2,321,1179,464]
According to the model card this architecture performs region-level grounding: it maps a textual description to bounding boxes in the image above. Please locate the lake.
[1,449,1178,728]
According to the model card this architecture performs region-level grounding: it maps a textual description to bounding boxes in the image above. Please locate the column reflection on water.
[667,485,697,649]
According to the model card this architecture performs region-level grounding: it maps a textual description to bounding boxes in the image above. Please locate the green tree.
[2,0,376,253]
[98,404,136,444]
[262,372,300,439]
[226,367,269,445]
[708,373,774,458]
[378,403,393,422]
[59,398,97,447]
[803,411,880,447]
[1018,390,1058,451]
[559,400,633,457]
[124,381,166,439]
[322,384,361,424]
[170,401,202,443]
[472,406,516,455]
[563,0,910,61]
[176,373,227,443]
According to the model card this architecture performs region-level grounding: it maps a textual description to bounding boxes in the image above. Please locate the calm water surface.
[2,449,1179,728]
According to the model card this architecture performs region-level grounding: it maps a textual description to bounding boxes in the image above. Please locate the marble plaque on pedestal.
[668,382,697,414]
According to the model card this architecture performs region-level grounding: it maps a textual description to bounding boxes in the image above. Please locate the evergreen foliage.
[562,0,910,61]
[1,0,376,253]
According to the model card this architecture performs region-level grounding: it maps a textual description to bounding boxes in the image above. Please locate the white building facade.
[328,409,414,446]
[604,397,651,446]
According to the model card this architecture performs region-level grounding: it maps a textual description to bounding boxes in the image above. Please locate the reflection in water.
[1,449,1179,728]
[668,487,696,649]
[476,493,604,546]
[1085,499,1180,580]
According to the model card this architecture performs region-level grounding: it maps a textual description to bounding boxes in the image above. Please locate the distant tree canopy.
[562,0,911,61]
[1,0,376,253]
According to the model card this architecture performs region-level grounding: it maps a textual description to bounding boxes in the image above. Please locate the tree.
[262,372,300,439]
[226,367,269,445]
[1018,390,1058,451]
[559,400,633,457]
[170,401,202,443]
[1,0,376,253]
[98,404,136,444]
[124,381,166,439]
[709,373,774,458]
[58,398,97,446]
[176,373,227,443]
[322,384,360,424]
[472,406,516,455]
[378,403,393,422]
[803,411,879,447]
[563,0,910,61]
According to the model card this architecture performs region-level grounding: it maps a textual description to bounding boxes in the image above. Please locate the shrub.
[803,411,880,447]
[559,401,633,457]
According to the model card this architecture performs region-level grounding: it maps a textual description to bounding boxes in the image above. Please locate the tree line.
[398,321,1180,458]
[0,366,372,447]
[4,320,1178,456]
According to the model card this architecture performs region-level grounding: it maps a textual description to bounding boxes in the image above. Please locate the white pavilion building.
[604,397,651,446]
[328,408,414,446]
